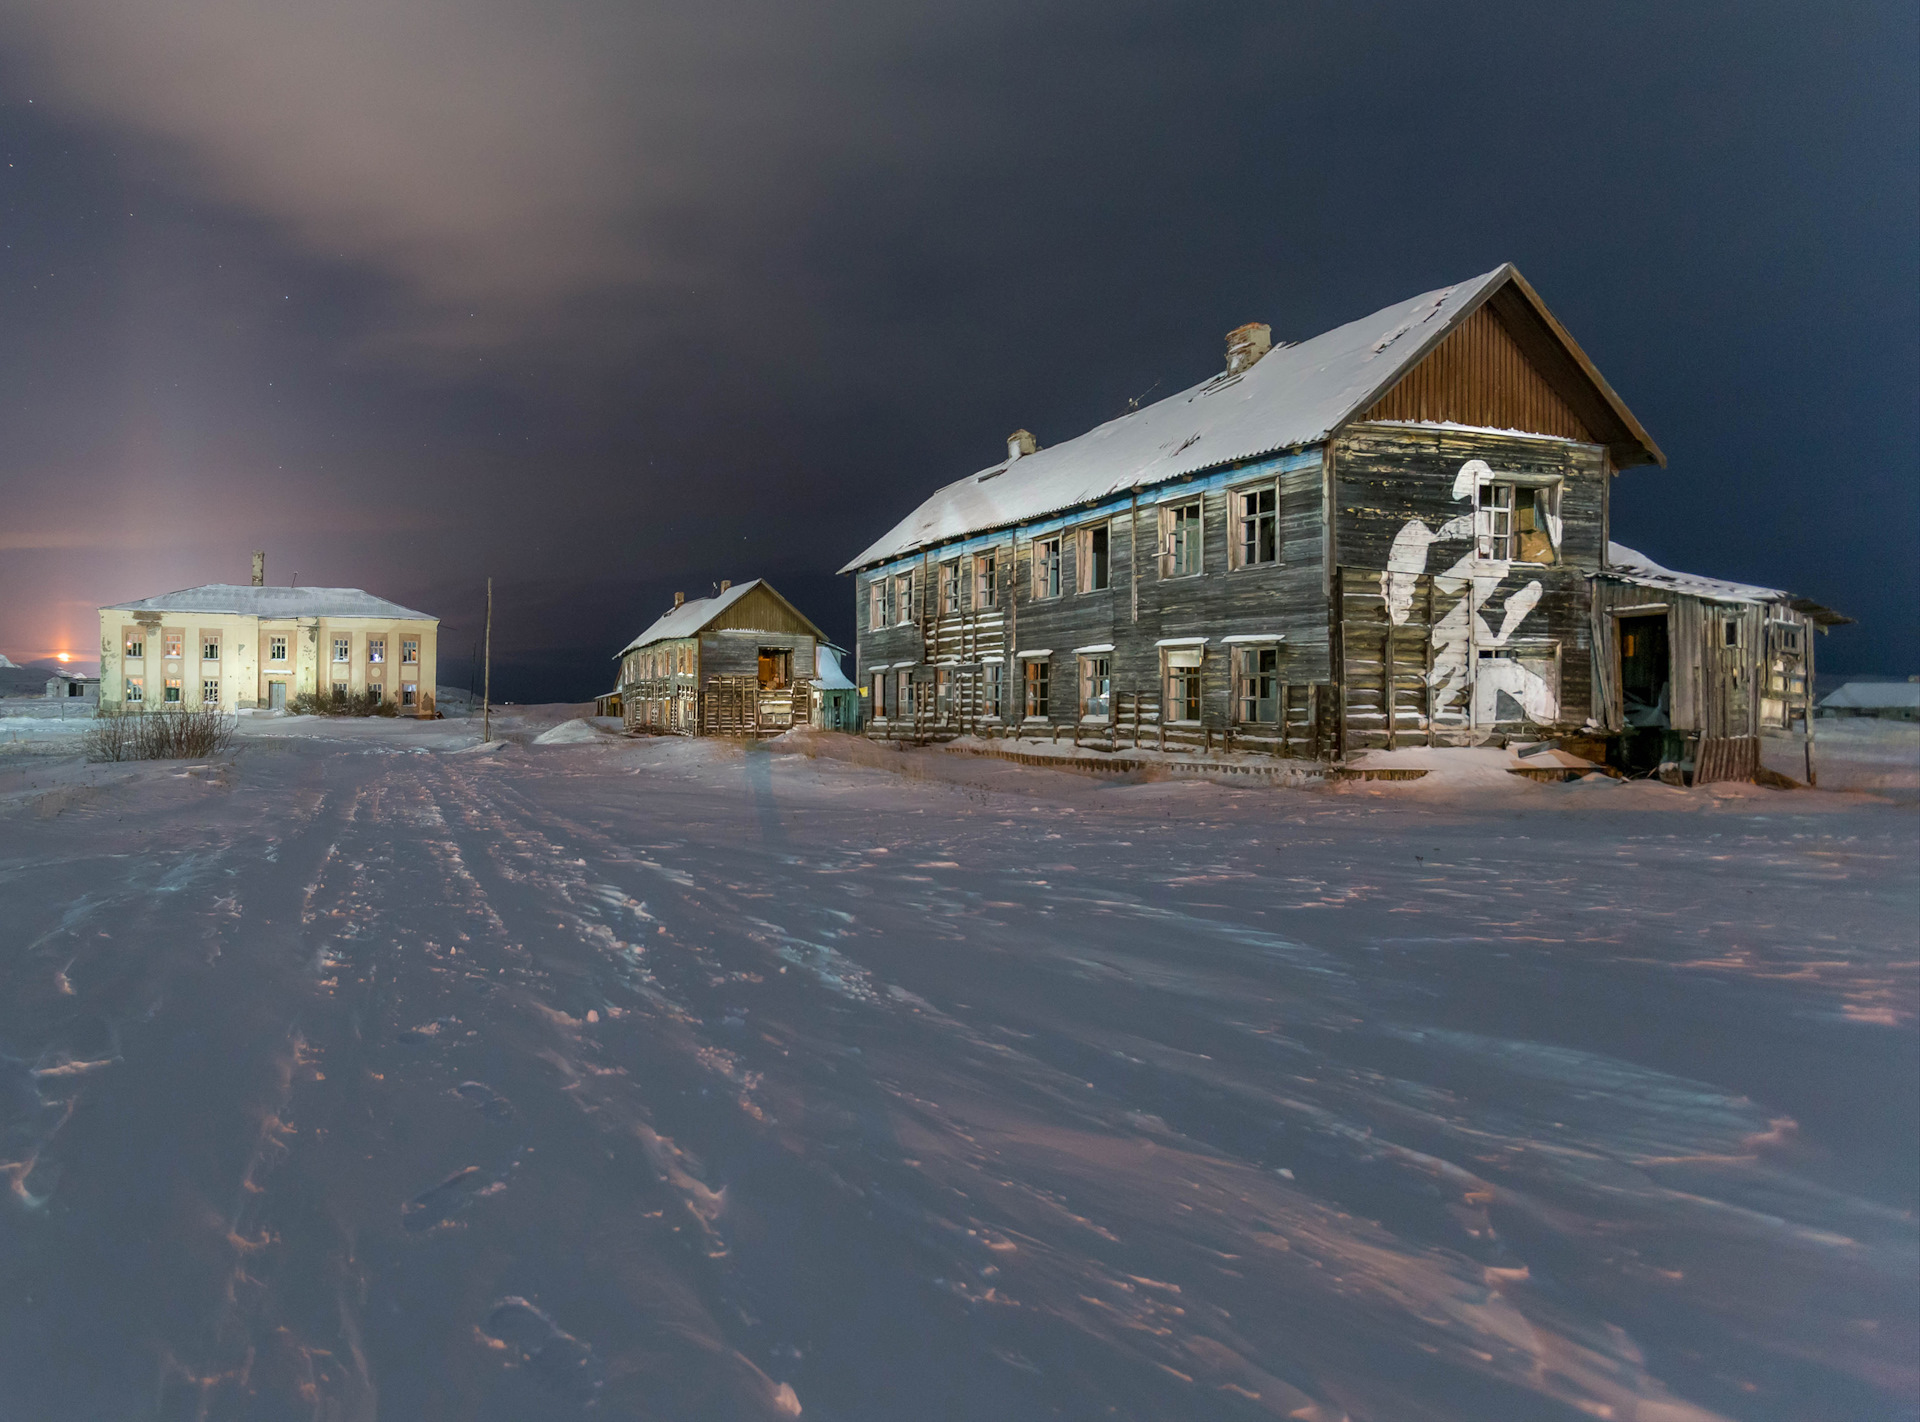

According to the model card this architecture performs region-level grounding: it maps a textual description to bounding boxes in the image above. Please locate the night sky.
[2,2,1914,701]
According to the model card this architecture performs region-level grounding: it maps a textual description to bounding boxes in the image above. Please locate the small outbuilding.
[615,580,829,736]
[809,644,862,732]
[45,671,100,703]
[1819,681,1920,721]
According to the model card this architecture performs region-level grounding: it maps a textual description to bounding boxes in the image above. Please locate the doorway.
[268,680,287,710]
[1617,613,1671,771]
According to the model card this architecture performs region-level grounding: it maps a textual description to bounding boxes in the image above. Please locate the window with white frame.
[368,637,386,664]
[973,551,999,609]
[164,678,183,703]
[164,631,183,659]
[125,632,144,658]
[203,679,221,705]
[1034,537,1062,599]
[939,560,962,615]
[1233,484,1278,567]
[126,677,143,702]
[1078,524,1110,592]
[894,572,915,625]
[402,683,417,707]
[1163,646,1203,721]
[333,636,350,662]
[1162,500,1202,577]
[1236,646,1279,724]
[1476,479,1561,564]
[1024,659,1050,718]
[269,635,288,662]
[203,638,220,661]
[1079,655,1111,718]
[402,638,419,664]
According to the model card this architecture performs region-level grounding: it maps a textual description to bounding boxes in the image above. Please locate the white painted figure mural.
[1379,458,1561,734]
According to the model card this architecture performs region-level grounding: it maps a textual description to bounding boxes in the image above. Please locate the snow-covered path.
[0,732,1912,1421]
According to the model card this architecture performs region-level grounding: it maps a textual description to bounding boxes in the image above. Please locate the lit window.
[1079,524,1110,592]
[164,679,182,703]
[125,634,144,658]
[401,638,418,664]
[269,636,288,662]
[1034,537,1062,599]
[368,637,386,664]
[333,636,350,662]
[203,639,220,661]
[1234,485,1277,567]
[126,678,144,703]
[202,680,220,705]
[1079,655,1110,718]
[164,632,183,659]
[1024,659,1050,718]
[1162,501,1202,577]
[1237,647,1279,723]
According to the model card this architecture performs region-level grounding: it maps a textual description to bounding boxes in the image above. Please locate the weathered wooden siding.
[1331,423,1609,745]
[1363,303,1594,442]
[703,584,820,639]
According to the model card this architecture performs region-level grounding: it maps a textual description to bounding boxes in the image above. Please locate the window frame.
[332,635,351,664]
[401,683,417,707]
[1077,523,1111,593]
[1162,647,1204,723]
[893,572,915,626]
[1024,658,1051,719]
[202,679,221,706]
[1474,475,1562,565]
[1230,481,1279,569]
[939,560,963,616]
[972,551,999,610]
[125,631,145,659]
[1235,645,1280,724]
[367,636,387,665]
[1160,499,1204,578]
[983,661,1005,719]
[202,637,221,662]
[268,635,288,663]
[163,630,184,660]
[125,677,144,703]
[163,678,183,704]
[1033,536,1063,600]
[1078,654,1111,719]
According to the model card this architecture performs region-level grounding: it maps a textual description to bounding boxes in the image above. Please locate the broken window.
[894,572,915,626]
[1024,659,1050,718]
[1234,485,1278,567]
[1163,645,1204,721]
[973,552,998,610]
[1477,479,1560,563]
[1034,537,1062,599]
[164,632,183,659]
[940,560,962,615]
[203,680,220,705]
[757,647,792,689]
[1078,524,1110,592]
[269,636,288,662]
[1079,655,1110,718]
[1162,500,1202,577]
[1237,646,1279,723]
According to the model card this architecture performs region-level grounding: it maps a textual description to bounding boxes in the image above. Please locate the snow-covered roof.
[814,644,855,690]
[104,584,436,621]
[1599,544,1789,604]
[1820,682,1920,710]
[618,581,762,653]
[841,263,1661,573]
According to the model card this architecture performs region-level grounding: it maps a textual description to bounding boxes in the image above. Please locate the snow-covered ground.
[0,717,1913,1420]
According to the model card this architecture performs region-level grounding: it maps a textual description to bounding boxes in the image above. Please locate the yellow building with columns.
[99,582,440,715]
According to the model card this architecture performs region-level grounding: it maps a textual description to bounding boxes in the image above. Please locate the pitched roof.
[840,263,1662,573]
[616,579,826,655]
[1820,682,1920,710]
[103,584,436,621]
[1598,545,1852,626]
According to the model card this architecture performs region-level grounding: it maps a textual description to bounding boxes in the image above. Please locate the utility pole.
[482,577,493,744]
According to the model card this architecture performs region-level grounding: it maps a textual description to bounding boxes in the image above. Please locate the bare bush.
[85,706,237,762]
[290,688,400,717]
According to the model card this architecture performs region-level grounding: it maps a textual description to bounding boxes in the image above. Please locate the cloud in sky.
[1,0,918,353]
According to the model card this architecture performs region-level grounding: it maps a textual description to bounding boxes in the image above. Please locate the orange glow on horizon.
[57,652,71,662]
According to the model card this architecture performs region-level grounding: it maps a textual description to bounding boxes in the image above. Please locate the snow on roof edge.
[103,583,437,621]
[1598,544,1790,605]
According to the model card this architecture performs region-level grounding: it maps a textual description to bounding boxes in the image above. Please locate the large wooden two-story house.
[841,264,1839,778]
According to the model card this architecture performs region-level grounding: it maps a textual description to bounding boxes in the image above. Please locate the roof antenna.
[1126,379,1160,413]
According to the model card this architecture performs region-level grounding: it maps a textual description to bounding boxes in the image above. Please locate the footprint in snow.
[402,1146,524,1232]
[481,1296,605,1404]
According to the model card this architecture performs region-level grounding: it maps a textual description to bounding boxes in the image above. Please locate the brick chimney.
[719,580,731,593]
[1226,323,1271,375]
[1007,429,1037,460]
[251,551,265,587]
[674,592,685,608]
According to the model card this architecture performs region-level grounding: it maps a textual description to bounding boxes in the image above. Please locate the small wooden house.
[615,580,828,737]
[1591,544,1849,783]
[809,644,862,732]
[839,263,1845,781]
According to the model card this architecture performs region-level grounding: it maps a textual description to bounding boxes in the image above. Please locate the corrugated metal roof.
[617,580,763,654]
[840,266,1520,572]
[1598,545,1790,605]
[103,584,436,621]
[814,644,855,690]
